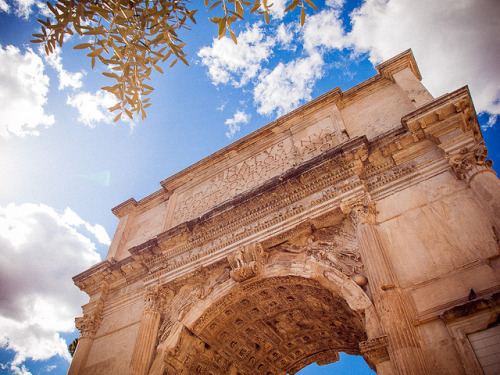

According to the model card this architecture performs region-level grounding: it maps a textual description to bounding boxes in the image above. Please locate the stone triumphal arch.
[69,50,500,375]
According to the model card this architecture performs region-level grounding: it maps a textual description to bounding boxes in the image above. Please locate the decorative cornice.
[376,49,421,81]
[111,198,137,219]
[440,292,500,324]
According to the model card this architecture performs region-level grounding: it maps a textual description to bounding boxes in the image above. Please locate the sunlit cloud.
[0,45,54,138]
[198,22,276,87]
[66,90,117,128]
[197,0,499,126]
[0,0,9,12]
[225,110,250,138]
[254,52,324,116]
[41,46,84,90]
[0,203,104,374]
[347,0,500,122]
[0,0,50,18]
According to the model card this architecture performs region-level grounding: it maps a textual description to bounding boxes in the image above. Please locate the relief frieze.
[139,145,417,282]
[171,119,340,226]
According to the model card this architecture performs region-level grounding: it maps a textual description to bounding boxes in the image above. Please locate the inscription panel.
[171,117,344,226]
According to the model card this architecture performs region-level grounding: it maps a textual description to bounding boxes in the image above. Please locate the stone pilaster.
[446,142,500,226]
[342,197,429,375]
[68,301,104,375]
[129,286,165,375]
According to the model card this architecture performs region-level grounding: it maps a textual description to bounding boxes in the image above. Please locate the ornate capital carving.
[341,196,376,226]
[446,142,493,180]
[228,242,266,282]
[75,305,103,338]
[359,335,390,365]
[145,285,173,311]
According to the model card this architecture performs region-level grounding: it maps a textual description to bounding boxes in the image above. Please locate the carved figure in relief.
[228,243,266,282]
[279,225,364,278]
[157,267,230,344]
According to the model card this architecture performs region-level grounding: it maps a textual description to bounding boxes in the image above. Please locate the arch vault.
[69,50,500,375]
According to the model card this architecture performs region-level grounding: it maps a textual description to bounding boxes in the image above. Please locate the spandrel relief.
[278,223,365,279]
[156,266,230,345]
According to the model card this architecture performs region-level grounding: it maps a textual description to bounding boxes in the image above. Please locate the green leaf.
[109,103,121,112]
[102,72,120,79]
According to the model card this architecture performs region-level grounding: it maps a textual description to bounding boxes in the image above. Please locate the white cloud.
[302,8,347,53]
[253,52,324,116]
[0,45,54,138]
[198,22,276,87]
[268,0,287,20]
[13,0,35,18]
[348,0,500,120]
[42,47,84,90]
[225,110,250,138]
[66,90,117,127]
[0,203,103,372]
[276,23,296,51]
[0,0,9,12]
[0,0,50,18]
[326,0,345,9]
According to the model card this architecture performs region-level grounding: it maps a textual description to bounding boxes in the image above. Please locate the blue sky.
[0,0,499,374]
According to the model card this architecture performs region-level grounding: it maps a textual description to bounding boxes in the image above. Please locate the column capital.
[145,285,173,311]
[446,142,493,181]
[360,335,390,365]
[75,305,103,338]
[341,196,376,226]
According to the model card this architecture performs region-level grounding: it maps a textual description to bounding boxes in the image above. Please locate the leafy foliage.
[32,0,317,121]
[68,337,78,357]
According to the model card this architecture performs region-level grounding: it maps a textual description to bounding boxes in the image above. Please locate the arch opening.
[161,274,369,375]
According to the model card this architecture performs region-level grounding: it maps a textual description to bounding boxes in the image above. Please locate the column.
[447,142,500,227]
[342,198,429,375]
[130,286,166,375]
[67,305,103,375]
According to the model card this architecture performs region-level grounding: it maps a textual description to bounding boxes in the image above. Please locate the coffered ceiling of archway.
[188,276,366,375]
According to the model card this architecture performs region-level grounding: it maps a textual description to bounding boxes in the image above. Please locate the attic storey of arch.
[32,0,318,121]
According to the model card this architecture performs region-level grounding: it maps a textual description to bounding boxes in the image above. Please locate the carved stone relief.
[228,242,267,282]
[276,224,365,280]
[171,120,341,226]
[156,266,231,345]
[446,142,493,181]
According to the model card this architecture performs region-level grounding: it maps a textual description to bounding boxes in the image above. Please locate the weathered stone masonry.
[69,50,500,375]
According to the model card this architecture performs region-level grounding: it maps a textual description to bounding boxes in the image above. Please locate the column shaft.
[67,337,93,375]
[130,310,161,375]
[355,217,429,374]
